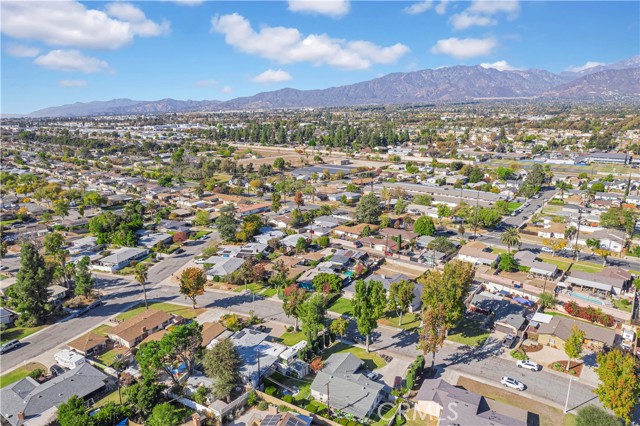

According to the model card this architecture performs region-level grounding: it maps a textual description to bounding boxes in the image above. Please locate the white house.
[92,247,149,272]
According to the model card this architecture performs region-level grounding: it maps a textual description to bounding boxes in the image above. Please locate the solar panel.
[261,415,280,426]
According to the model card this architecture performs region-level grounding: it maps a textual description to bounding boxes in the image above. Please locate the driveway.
[376,357,411,388]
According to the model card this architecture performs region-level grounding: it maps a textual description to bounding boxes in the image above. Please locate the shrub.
[29,368,43,380]
[552,362,564,371]
[310,357,324,373]
[406,369,415,390]
[395,414,406,426]
[265,386,277,396]
[258,401,269,411]
[282,394,294,404]
[247,390,257,406]
[306,403,317,413]
[510,349,527,361]
[193,386,209,405]
[564,301,614,326]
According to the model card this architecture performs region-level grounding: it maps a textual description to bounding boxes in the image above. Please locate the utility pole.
[573,208,583,261]
[473,191,480,239]
[563,375,573,414]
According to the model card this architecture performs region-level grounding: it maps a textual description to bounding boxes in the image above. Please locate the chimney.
[17,412,25,421]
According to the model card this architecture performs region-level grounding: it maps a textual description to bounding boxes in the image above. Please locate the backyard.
[279,330,307,346]
[446,317,490,347]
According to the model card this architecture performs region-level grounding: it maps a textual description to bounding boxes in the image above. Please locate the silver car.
[501,376,525,391]
[516,360,541,371]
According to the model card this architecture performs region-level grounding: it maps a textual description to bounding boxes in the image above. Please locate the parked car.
[174,248,185,254]
[50,364,66,377]
[88,299,103,310]
[502,334,516,349]
[541,247,554,253]
[501,376,525,391]
[366,371,381,381]
[195,258,207,264]
[394,376,403,389]
[0,265,8,271]
[516,360,541,371]
[354,241,363,248]
[0,339,20,354]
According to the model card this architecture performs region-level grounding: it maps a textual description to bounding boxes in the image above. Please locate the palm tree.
[381,188,392,212]
[134,264,149,310]
[501,227,521,253]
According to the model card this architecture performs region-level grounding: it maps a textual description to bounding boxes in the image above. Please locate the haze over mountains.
[26,56,640,118]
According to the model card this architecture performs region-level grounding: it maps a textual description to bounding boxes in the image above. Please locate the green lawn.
[379,312,421,330]
[570,262,604,273]
[190,230,211,240]
[279,331,306,346]
[0,362,46,388]
[490,247,507,255]
[507,202,522,212]
[321,342,386,370]
[0,274,8,281]
[1,325,46,344]
[327,297,353,316]
[91,323,114,337]
[92,389,126,408]
[95,346,127,367]
[447,317,490,347]
[266,371,314,402]
[115,302,204,321]
[613,299,633,312]
[260,287,278,297]
[539,256,572,271]
[233,283,264,293]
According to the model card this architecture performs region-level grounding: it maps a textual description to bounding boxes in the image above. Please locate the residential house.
[201,323,232,349]
[259,413,312,426]
[158,219,192,235]
[48,285,68,306]
[469,292,529,336]
[107,309,175,348]
[230,329,286,387]
[253,229,286,245]
[0,364,108,426]
[205,257,245,280]
[333,223,379,240]
[537,315,616,351]
[238,202,271,218]
[565,267,631,295]
[138,232,173,249]
[513,251,558,277]
[537,223,566,239]
[310,353,387,420]
[280,234,310,252]
[68,236,100,255]
[0,307,17,326]
[313,215,349,229]
[92,247,149,272]
[415,378,527,426]
[66,332,108,357]
[457,241,499,266]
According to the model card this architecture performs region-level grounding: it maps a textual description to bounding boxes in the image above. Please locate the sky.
[1,0,638,114]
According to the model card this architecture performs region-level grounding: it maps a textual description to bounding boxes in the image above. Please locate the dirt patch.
[522,343,543,353]
[547,360,583,377]
[456,376,570,426]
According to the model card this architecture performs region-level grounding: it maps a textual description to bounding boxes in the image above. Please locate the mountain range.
[24,56,640,118]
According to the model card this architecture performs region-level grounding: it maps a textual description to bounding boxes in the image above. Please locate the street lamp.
[563,375,573,414]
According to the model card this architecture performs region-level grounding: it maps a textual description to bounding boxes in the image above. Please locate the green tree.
[498,253,518,272]
[92,402,131,426]
[500,227,520,253]
[420,260,474,331]
[203,338,242,402]
[271,192,282,213]
[379,214,391,229]
[53,199,69,218]
[595,349,640,425]
[418,303,447,367]
[273,157,286,170]
[575,406,621,426]
[428,236,456,254]
[147,403,182,426]
[134,263,149,310]
[216,203,238,241]
[10,242,51,326]
[312,272,342,293]
[124,378,164,417]
[537,292,557,309]
[179,267,206,308]
[0,241,7,259]
[353,279,386,352]
[299,293,327,342]
[56,395,91,426]
[44,231,70,287]
[282,284,307,330]
[194,209,211,226]
[355,193,382,225]
[388,280,414,325]
[413,216,436,236]
[296,237,308,254]
[136,322,203,388]
[316,235,330,248]
[564,325,585,371]
[74,256,94,296]
[329,317,349,337]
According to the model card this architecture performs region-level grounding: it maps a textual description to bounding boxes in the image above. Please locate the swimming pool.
[569,291,606,306]
[344,271,354,277]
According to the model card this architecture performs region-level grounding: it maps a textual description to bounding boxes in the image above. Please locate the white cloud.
[34,50,111,73]
[566,61,606,72]
[288,0,350,18]
[435,0,450,15]
[58,79,88,87]
[221,86,233,94]
[252,69,293,84]
[211,13,409,71]
[480,60,520,71]
[449,0,519,30]
[194,79,218,87]
[403,1,433,15]
[450,13,496,30]
[0,0,168,50]
[431,37,498,59]
[5,43,40,58]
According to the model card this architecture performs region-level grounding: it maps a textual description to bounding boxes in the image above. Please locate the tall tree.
[44,231,70,287]
[216,203,238,242]
[269,259,287,296]
[194,209,211,226]
[56,395,91,426]
[420,260,475,332]
[299,293,327,342]
[354,193,382,225]
[73,256,94,296]
[500,227,521,253]
[418,303,447,367]
[282,284,307,330]
[9,242,51,326]
[125,378,165,417]
[564,325,585,371]
[134,263,149,310]
[595,349,640,425]
[388,280,414,325]
[203,338,242,402]
[179,267,206,308]
[353,279,386,352]
[293,191,305,208]
[271,192,282,213]
[147,403,182,426]
[413,216,436,236]
[329,317,349,338]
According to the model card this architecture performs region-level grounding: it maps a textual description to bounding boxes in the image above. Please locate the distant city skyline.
[1,0,638,113]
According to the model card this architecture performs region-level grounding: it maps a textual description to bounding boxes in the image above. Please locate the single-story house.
[310,353,387,420]
[0,307,17,326]
[230,329,286,387]
[201,322,232,349]
[313,215,349,229]
[253,229,286,245]
[92,247,149,273]
[469,292,529,336]
[68,236,100,255]
[415,378,527,426]
[0,364,108,426]
[107,309,175,348]
[66,332,108,356]
[138,232,173,249]
[457,241,499,266]
[205,257,245,279]
[537,223,566,239]
[48,285,68,306]
[333,223,379,240]
[565,267,631,295]
[513,250,558,277]
[237,202,271,218]
[537,315,616,351]
[158,219,192,235]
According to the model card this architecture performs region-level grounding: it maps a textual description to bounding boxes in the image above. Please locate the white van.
[54,349,86,369]
[0,340,20,354]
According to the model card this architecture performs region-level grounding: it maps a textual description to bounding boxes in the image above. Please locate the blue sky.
[1,0,638,113]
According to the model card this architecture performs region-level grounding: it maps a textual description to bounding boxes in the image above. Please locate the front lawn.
[190,230,211,240]
[507,202,522,212]
[570,262,604,273]
[327,297,353,316]
[539,256,572,271]
[446,317,490,347]
[92,323,114,336]
[0,362,46,388]
[115,302,204,321]
[279,331,306,346]
[379,312,421,330]
[321,343,386,370]
[0,325,46,344]
[0,274,8,281]
[233,283,264,293]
